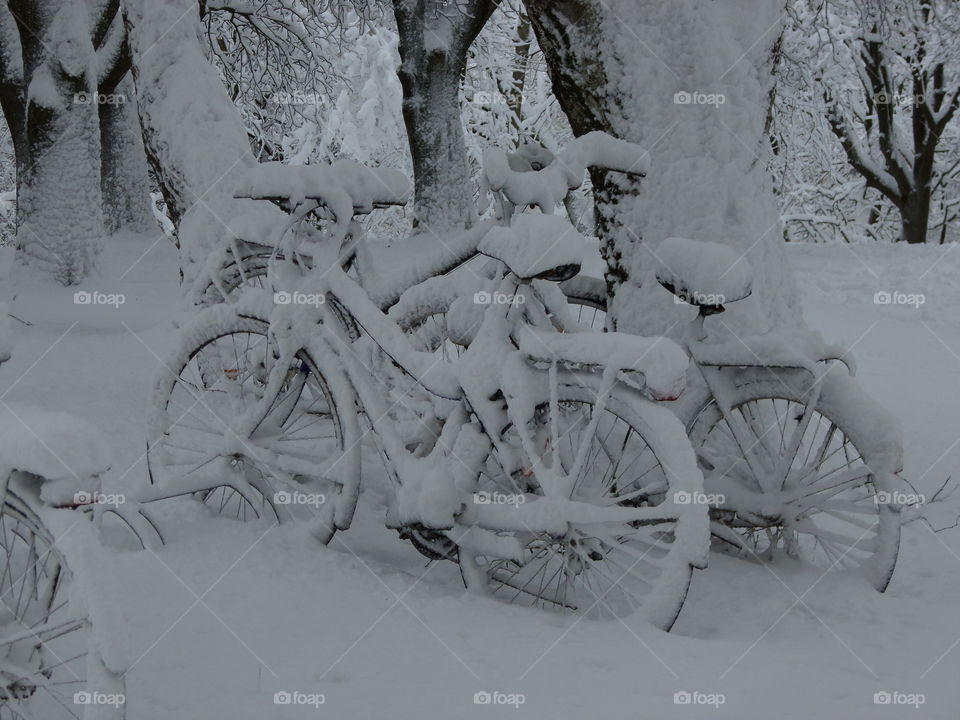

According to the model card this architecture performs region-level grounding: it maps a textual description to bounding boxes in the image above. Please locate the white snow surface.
[1,234,959,718]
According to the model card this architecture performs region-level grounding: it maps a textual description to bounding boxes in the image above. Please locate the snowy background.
[0,0,957,717]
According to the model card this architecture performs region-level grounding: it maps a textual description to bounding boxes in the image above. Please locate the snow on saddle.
[654,237,752,312]
[0,405,111,506]
[516,326,689,401]
[478,214,584,282]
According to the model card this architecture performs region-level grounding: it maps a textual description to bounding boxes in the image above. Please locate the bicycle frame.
[272,247,658,537]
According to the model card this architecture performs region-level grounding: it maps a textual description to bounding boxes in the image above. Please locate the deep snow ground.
[1,235,959,719]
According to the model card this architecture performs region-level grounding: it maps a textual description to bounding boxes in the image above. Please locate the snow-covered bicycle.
[145,135,712,629]
[462,239,904,589]
[0,335,126,718]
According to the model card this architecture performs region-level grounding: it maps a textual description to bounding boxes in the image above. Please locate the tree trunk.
[526,0,800,336]
[11,0,103,285]
[901,189,932,244]
[398,56,474,231]
[392,0,498,233]
[99,75,154,234]
[124,0,274,291]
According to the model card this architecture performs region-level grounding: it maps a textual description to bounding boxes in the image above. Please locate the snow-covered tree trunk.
[100,74,153,234]
[392,0,498,233]
[526,0,801,337]
[123,0,272,289]
[11,0,105,285]
[0,6,26,227]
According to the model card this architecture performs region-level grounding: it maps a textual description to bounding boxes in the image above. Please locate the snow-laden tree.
[200,0,374,161]
[392,0,499,232]
[786,0,960,245]
[124,0,268,286]
[0,0,154,283]
[5,0,109,284]
[100,75,153,234]
[524,0,800,337]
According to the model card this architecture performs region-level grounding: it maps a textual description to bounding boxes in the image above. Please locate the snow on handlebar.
[482,131,650,212]
[234,159,412,213]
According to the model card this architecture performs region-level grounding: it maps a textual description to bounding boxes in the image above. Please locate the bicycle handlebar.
[482,131,649,212]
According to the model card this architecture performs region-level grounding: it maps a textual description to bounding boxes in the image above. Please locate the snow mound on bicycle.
[235,160,412,212]
[478,214,584,280]
[0,404,111,481]
[654,237,753,306]
[516,326,689,401]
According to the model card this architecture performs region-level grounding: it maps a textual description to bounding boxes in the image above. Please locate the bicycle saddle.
[654,237,752,311]
[478,214,584,282]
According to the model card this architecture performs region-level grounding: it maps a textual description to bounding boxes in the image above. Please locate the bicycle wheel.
[146,299,360,542]
[0,487,123,719]
[195,250,313,307]
[458,371,708,630]
[686,365,901,590]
